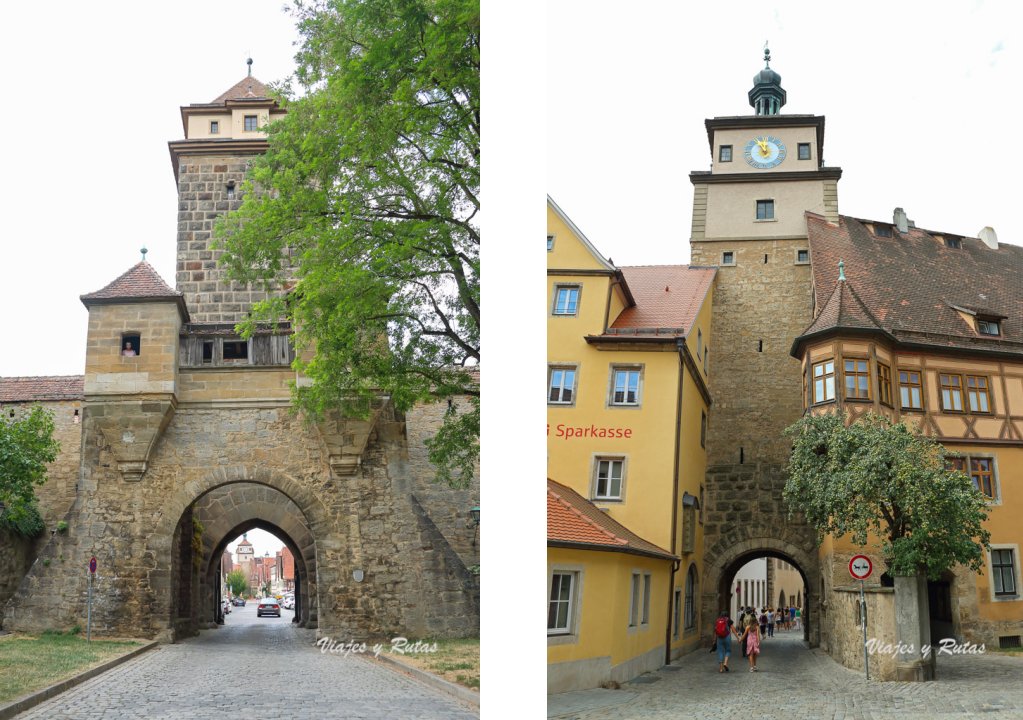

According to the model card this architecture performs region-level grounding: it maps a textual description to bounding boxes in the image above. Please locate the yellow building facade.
[547,197,715,691]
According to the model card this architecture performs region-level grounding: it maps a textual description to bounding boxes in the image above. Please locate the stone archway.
[702,535,820,648]
[191,482,317,628]
[146,465,332,642]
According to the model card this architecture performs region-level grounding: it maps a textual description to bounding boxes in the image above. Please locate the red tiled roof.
[0,376,84,402]
[547,479,676,560]
[80,262,181,302]
[603,265,716,338]
[803,213,1023,356]
[210,76,272,104]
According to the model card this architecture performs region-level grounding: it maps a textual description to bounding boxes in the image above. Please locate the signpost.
[87,557,97,642]
[849,554,873,680]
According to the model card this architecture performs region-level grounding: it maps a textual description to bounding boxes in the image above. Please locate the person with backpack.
[759,608,768,639]
[766,607,775,637]
[714,611,733,673]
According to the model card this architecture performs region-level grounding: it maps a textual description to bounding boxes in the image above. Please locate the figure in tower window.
[122,342,136,357]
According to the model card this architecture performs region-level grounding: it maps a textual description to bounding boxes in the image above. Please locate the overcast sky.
[548,1,1023,267]
[0,2,301,376]
[225,528,288,561]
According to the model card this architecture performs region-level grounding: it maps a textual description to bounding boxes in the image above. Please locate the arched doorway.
[152,469,328,642]
[702,539,820,648]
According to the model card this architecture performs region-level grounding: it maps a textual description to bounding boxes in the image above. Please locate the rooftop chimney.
[893,208,909,233]
[978,227,999,250]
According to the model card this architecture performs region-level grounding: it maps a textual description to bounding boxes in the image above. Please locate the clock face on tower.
[744,135,787,169]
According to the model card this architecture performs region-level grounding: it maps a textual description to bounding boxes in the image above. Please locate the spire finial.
[247,57,253,77]
[764,41,771,68]
[141,246,148,261]
[838,260,845,281]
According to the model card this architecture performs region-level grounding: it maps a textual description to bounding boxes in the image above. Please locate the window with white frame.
[593,458,624,500]
[812,360,836,404]
[547,234,555,251]
[548,572,577,634]
[610,367,641,406]
[552,285,580,316]
[991,548,1018,597]
[548,366,577,404]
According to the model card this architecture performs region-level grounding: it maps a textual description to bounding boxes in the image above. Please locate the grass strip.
[0,631,141,703]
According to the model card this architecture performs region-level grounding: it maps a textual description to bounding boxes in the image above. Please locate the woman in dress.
[740,612,762,671]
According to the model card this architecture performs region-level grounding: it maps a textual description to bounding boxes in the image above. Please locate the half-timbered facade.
[792,210,1023,648]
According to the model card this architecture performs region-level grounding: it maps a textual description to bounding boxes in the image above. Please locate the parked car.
[232,597,246,607]
[257,598,281,618]
[282,596,294,610]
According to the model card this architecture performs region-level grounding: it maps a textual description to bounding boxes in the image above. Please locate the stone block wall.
[2,390,479,642]
[175,153,284,323]
[0,398,82,613]
[828,585,896,681]
[84,302,181,394]
[690,237,813,467]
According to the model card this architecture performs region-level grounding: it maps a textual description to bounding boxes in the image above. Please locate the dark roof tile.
[804,213,1023,355]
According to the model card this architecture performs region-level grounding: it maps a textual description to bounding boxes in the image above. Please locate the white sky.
[0,2,301,376]
[548,0,1023,267]
[224,528,287,561]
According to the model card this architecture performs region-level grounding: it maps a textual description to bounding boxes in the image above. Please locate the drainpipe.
[665,336,686,665]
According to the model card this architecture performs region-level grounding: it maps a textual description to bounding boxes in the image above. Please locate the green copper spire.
[838,260,845,281]
[749,45,786,116]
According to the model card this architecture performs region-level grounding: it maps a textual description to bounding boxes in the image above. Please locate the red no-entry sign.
[849,554,872,580]
[89,557,97,574]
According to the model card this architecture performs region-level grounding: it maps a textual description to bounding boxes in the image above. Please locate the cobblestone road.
[16,605,477,719]
[549,629,1023,719]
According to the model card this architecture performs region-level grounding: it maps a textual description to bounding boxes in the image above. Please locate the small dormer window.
[122,334,140,357]
[244,115,258,132]
[944,236,962,249]
[977,319,1001,336]
[874,224,893,237]
[210,120,220,134]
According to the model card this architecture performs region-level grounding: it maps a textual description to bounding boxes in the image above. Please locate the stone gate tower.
[690,49,842,646]
[169,65,286,323]
[2,68,479,642]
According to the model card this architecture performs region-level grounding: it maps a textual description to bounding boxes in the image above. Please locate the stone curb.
[371,652,480,708]
[0,640,159,720]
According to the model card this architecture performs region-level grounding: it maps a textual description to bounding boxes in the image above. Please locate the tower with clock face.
[690,48,842,649]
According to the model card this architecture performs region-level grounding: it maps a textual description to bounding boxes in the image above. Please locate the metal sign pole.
[860,578,868,680]
[87,570,93,643]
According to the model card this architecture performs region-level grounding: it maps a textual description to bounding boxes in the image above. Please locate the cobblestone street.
[14,606,477,719]
[548,630,1023,719]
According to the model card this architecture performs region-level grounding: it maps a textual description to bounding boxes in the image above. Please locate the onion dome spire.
[749,44,786,116]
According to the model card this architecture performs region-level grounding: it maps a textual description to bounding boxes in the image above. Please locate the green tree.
[784,411,990,580]
[0,405,60,537]
[226,569,249,598]
[215,0,479,488]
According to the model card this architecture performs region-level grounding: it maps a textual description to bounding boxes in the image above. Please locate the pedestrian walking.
[789,605,796,629]
[740,613,762,671]
[714,611,734,673]
[794,606,802,630]
[766,607,775,637]
[758,608,768,639]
